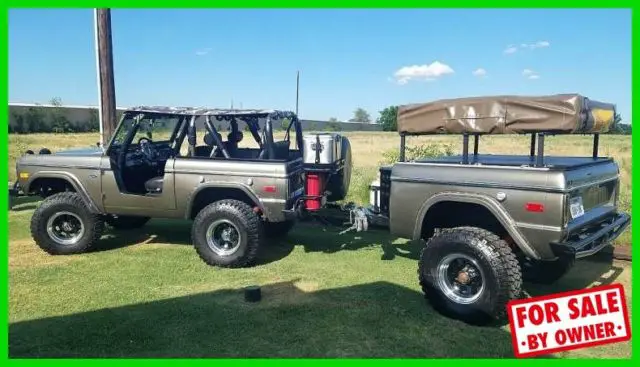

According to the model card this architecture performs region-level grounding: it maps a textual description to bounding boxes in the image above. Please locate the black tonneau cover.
[415,154,613,170]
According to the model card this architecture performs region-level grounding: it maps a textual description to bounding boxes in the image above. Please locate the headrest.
[203,131,222,146]
[228,131,244,143]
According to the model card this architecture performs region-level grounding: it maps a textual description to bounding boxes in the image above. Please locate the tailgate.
[563,161,619,231]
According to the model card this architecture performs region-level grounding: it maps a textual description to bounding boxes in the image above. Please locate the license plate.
[569,196,585,219]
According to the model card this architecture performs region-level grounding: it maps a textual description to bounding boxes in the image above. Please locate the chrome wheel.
[46,211,85,246]
[436,253,485,304]
[205,219,242,256]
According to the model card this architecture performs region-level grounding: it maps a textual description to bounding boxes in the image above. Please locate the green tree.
[23,107,46,133]
[281,118,290,131]
[49,97,71,133]
[87,108,99,132]
[328,117,338,123]
[377,105,398,131]
[349,108,371,123]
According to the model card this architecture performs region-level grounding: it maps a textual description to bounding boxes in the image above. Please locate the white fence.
[8,103,383,132]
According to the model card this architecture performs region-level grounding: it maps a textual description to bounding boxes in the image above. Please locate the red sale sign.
[507,284,631,358]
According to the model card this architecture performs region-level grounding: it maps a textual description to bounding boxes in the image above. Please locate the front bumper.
[551,212,631,259]
[9,181,22,197]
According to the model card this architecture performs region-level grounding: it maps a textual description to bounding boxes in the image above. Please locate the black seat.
[273,140,290,159]
[145,176,164,193]
[194,145,213,157]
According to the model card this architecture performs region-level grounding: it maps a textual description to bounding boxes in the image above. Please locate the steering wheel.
[138,137,156,162]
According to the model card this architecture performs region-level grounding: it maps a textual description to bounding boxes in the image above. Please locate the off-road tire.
[192,199,263,268]
[105,215,151,230]
[264,220,295,238]
[418,226,522,325]
[520,255,575,285]
[30,192,105,255]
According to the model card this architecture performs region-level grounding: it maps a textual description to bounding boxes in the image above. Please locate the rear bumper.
[550,212,630,259]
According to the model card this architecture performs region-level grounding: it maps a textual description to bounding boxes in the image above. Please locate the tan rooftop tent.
[397,94,617,135]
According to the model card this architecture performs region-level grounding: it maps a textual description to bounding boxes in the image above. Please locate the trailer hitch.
[284,201,389,233]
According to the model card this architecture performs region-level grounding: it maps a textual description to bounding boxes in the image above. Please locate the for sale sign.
[508,284,631,358]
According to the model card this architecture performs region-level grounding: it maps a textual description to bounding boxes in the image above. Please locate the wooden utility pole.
[295,70,300,116]
[94,9,117,148]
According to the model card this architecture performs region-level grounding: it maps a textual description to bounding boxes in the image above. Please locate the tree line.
[9,98,102,134]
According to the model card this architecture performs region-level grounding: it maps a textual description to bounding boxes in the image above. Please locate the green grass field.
[7,132,633,358]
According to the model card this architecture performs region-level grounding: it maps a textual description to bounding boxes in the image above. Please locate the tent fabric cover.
[397,94,616,134]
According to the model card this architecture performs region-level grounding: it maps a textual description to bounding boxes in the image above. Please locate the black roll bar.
[398,130,602,167]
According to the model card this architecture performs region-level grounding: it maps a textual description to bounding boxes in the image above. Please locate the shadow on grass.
[9,280,540,358]
[286,222,407,257]
[525,255,624,298]
[8,195,41,212]
[96,220,624,295]
[94,218,296,266]
[285,223,626,309]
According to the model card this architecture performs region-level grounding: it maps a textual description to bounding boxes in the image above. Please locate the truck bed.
[414,154,613,170]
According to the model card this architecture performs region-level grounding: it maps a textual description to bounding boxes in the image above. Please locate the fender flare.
[412,191,541,260]
[184,182,267,220]
[25,171,103,214]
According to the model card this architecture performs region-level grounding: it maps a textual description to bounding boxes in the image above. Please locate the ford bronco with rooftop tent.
[11,94,630,325]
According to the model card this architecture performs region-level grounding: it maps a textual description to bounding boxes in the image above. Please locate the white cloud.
[472,68,487,77]
[520,41,551,50]
[522,69,540,79]
[503,45,518,54]
[393,61,454,85]
[505,40,550,55]
[195,47,212,56]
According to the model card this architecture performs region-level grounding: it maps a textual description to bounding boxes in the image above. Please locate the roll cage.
[107,106,304,161]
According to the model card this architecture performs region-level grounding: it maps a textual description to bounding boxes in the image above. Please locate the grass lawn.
[7,132,633,358]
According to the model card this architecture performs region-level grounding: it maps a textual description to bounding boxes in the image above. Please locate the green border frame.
[0,2,636,363]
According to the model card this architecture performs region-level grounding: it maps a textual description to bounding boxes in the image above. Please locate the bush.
[380,143,454,164]
[344,167,379,205]
[325,121,342,131]
[9,102,100,134]
[344,143,455,207]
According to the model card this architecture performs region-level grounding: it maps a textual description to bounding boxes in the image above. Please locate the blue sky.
[9,8,632,122]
